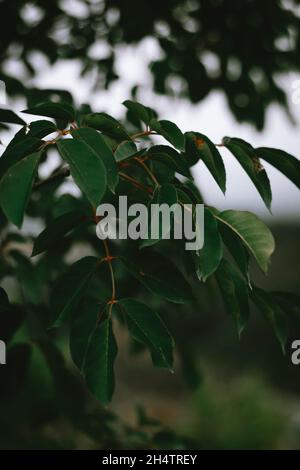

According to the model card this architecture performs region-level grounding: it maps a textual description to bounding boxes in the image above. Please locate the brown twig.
[134,157,159,186]
[119,172,153,194]
[131,130,157,140]
[103,239,116,315]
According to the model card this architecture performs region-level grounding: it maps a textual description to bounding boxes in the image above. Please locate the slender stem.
[103,239,116,304]
[179,200,193,214]
[134,157,159,186]
[131,130,157,140]
[119,172,153,194]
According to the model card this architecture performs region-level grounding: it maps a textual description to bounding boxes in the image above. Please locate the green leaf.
[251,286,288,353]
[219,222,250,285]
[50,256,99,327]
[82,112,131,141]
[0,109,25,126]
[123,100,156,125]
[3,127,27,148]
[32,211,88,256]
[216,210,275,274]
[22,101,75,122]
[70,300,100,371]
[118,298,174,370]
[114,140,144,162]
[27,120,57,138]
[222,137,272,210]
[175,187,193,206]
[0,136,41,179]
[83,316,118,405]
[0,151,41,227]
[151,160,175,184]
[150,119,185,151]
[57,139,107,207]
[197,208,223,281]
[140,183,178,248]
[147,145,190,177]
[121,252,193,304]
[185,132,226,193]
[216,259,250,337]
[72,127,119,192]
[177,180,204,204]
[255,147,300,191]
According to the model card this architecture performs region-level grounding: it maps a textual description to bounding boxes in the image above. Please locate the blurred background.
[1,0,300,450]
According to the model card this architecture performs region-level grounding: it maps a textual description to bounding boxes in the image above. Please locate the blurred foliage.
[1,0,300,127]
[187,375,287,450]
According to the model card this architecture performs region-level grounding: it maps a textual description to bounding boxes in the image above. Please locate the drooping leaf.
[147,145,190,177]
[70,299,100,370]
[2,126,27,148]
[150,119,185,151]
[22,101,75,122]
[222,137,272,210]
[32,211,89,256]
[178,179,204,204]
[50,256,99,327]
[0,151,41,227]
[185,132,226,193]
[72,127,119,192]
[0,108,25,126]
[82,112,131,141]
[175,187,194,206]
[251,286,288,353]
[140,183,178,248]
[118,298,174,370]
[219,222,250,285]
[216,259,250,336]
[0,136,41,179]
[121,252,193,304]
[123,100,156,125]
[216,210,275,274]
[197,207,223,281]
[151,160,175,184]
[27,120,57,139]
[255,147,300,191]
[114,140,144,162]
[57,139,107,207]
[83,316,118,405]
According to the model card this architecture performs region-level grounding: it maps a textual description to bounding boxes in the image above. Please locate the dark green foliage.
[222,137,272,210]
[118,299,174,370]
[0,99,299,408]
[57,139,107,208]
